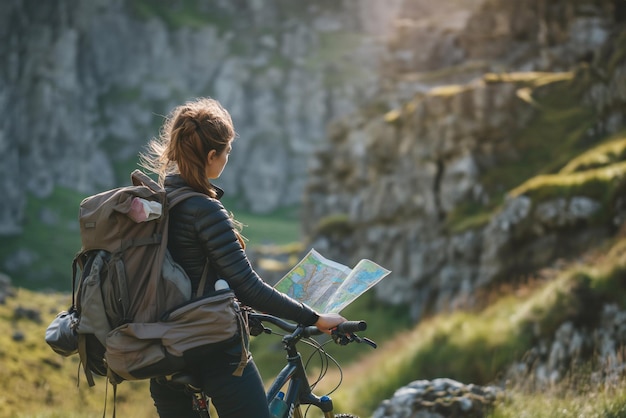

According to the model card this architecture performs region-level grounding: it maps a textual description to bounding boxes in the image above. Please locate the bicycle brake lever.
[249,317,271,336]
[349,334,378,349]
[331,331,378,349]
[362,337,377,349]
[249,324,263,336]
[331,331,358,345]
[331,332,351,346]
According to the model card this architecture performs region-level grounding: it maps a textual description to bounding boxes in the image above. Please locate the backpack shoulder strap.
[166,188,212,296]
[167,187,206,209]
[196,260,211,298]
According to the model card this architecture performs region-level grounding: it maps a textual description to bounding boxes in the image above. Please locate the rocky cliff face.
[3,0,625,316]
[0,0,401,234]
[303,0,626,320]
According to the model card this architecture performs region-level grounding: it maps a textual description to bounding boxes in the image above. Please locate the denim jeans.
[150,348,270,418]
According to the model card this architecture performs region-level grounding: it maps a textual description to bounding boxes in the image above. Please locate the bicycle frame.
[255,312,372,418]
[265,333,335,418]
[178,312,372,418]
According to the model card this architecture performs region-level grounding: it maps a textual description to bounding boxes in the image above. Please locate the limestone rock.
[372,378,504,418]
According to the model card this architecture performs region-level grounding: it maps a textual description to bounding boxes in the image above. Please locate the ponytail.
[140,97,235,199]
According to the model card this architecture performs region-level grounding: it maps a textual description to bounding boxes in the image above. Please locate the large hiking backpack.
[46,169,249,392]
[48,170,202,386]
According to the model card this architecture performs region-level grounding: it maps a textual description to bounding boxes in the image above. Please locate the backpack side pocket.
[76,251,112,345]
[45,308,79,356]
[105,322,185,381]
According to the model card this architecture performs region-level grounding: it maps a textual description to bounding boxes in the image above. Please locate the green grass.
[331,234,626,417]
[508,160,626,225]
[489,384,626,418]
[0,288,153,418]
[559,132,626,174]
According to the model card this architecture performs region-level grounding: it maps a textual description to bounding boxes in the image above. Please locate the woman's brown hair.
[140,97,235,198]
[141,97,245,245]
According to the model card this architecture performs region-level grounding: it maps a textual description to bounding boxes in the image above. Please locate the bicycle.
[164,311,377,417]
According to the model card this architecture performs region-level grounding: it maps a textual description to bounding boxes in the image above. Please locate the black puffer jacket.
[164,174,319,326]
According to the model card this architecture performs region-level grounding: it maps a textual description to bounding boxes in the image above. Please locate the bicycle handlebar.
[248,312,373,346]
[249,313,365,332]
[249,312,318,335]
[249,312,367,336]
[335,320,367,334]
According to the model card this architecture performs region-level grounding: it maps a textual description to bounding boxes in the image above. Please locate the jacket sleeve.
[193,198,319,326]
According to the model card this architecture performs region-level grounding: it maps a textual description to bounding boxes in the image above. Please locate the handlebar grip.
[336,320,367,334]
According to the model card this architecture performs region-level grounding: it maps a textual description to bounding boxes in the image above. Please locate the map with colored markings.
[274,249,391,313]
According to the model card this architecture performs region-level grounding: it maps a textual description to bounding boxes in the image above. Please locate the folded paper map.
[273,249,391,313]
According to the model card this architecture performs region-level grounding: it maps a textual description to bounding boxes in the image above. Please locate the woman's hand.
[314,312,347,334]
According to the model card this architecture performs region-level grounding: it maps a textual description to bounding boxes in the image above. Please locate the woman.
[140,97,346,418]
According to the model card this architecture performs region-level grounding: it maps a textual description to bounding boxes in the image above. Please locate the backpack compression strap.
[77,335,96,387]
[71,255,97,387]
